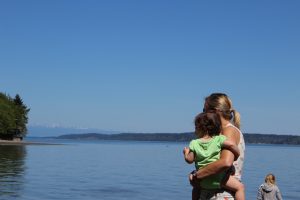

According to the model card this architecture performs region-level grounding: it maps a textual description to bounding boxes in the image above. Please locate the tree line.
[0,92,30,140]
[57,132,300,145]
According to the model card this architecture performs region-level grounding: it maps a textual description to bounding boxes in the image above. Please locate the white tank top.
[225,123,245,181]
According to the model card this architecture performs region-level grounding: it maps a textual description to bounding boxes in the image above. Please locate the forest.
[0,92,30,140]
[56,132,300,145]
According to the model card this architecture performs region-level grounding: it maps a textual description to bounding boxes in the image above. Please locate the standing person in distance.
[257,173,283,200]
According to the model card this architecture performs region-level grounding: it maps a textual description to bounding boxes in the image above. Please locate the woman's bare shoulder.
[222,126,240,144]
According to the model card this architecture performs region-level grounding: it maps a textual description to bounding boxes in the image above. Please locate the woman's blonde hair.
[204,93,241,129]
[265,173,276,185]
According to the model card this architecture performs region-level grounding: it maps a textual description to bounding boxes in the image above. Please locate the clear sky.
[1,1,300,135]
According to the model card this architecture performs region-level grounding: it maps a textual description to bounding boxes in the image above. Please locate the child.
[257,173,282,200]
[183,112,245,200]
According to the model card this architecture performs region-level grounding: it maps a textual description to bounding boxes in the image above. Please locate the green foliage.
[0,93,30,139]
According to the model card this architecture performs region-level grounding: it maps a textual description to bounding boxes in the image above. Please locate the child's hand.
[183,147,190,155]
[183,147,194,164]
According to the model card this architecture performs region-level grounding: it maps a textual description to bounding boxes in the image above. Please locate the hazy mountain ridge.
[28,126,300,145]
[55,132,300,145]
[28,125,120,137]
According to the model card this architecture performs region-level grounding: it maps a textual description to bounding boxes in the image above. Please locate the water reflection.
[0,145,26,199]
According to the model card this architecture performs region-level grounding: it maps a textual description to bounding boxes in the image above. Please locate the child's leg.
[222,176,245,200]
[190,171,201,200]
[192,186,200,200]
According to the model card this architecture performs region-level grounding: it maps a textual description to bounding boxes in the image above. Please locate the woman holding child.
[185,93,246,200]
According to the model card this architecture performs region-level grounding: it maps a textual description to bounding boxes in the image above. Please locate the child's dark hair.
[194,112,222,138]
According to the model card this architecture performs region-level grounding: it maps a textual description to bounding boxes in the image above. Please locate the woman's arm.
[193,127,237,179]
[222,140,240,161]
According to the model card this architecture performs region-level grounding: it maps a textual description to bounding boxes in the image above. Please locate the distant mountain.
[56,132,194,142]
[27,125,120,137]
[55,132,300,145]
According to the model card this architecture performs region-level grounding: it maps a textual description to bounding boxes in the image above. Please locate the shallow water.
[0,139,299,200]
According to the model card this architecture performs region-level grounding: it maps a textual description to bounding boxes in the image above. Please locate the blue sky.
[1,1,300,135]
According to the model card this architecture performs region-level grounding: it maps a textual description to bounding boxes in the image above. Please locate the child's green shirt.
[189,135,227,189]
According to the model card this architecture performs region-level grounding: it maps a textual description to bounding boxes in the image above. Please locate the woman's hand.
[189,172,195,183]
[189,170,201,189]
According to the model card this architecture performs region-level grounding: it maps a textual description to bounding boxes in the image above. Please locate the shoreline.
[0,139,61,145]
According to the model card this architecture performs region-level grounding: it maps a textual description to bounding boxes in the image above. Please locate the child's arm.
[257,185,263,200]
[276,187,283,200]
[222,140,240,161]
[183,147,195,164]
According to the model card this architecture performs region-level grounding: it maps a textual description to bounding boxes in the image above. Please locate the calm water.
[0,139,299,200]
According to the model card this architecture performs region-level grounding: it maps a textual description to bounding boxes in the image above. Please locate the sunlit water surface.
[0,139,299,200]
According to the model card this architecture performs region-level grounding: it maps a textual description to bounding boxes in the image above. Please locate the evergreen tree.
[14,94,30,136]
[0,93,30,140]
